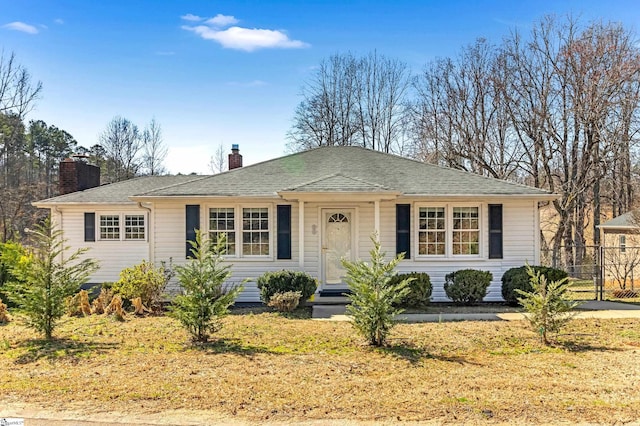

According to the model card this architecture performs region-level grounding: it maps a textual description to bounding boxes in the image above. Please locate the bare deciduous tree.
[287,52,410,153]
[99,116,141,182]
[0,50,42,118]
[141,118,167,176]
[208,143,227,174]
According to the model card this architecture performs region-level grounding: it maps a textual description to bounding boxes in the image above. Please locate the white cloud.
[205,14,238,27]
[3,21,39,34]
[182,24,309,52]
[54,18,64,25]
[181,13,203,22]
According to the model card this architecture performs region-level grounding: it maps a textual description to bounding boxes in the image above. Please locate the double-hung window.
[452,207,480,255]
[98,214,146,241]
[208,206,270,257]
[209,208,236,255]
[416,205,480,257]
[100,215,120,240]
[124,215,146,240]
[242,207,270,256]
[418,207,446,255]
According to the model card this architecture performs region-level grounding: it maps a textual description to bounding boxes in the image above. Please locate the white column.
[374,200,380,237]
[299,201,305,269]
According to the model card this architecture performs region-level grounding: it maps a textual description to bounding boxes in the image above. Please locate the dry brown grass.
[1,311,639,424]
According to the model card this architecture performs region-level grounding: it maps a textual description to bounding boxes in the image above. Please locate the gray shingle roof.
[35,175,205,205]
[136,146,551,198]
[36,147,553,204]
[599,212,638,230]
[284,173,392,192]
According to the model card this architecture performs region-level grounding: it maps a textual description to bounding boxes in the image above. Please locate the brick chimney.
[59,156,101,195]
[228,144,243,170]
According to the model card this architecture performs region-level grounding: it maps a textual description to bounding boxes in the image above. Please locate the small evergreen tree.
[5,219,99,339]
[342,234,412,346]
[516,265,580,345]
[169,231,243,343]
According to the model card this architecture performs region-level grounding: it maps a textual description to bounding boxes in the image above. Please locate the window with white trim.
[208,206,270,257]
[242,207,270,256]
[418,207,445,255]
[98,214,146,241]
[124,215,146,240]
[452,207,479,255]
[209,208,236,255]
[416,204,481,257]
[100,215,120,240]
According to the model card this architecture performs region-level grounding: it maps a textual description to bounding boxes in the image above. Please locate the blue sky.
[2,0,639,174]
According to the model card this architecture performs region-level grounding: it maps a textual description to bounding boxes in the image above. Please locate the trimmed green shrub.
[501,266,568,306]
[111,260,168,311]
[444,269,492,305]
[267,291,302,312]
[389,272,432,308]
[256,270,317,304]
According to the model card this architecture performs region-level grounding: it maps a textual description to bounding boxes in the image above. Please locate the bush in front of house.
[170,231,243,343]
[0,240,28,308]
[111,260,168,312]
[444,269,493,305]
[256,270,317,304]
[267,291,302,312]
[516,265,580,345]
[389,272,432,308]
[501,265,568,306]
[4,219,98,339]
[343,234,412,346]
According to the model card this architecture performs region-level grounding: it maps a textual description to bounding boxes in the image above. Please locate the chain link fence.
[540,245,640,301]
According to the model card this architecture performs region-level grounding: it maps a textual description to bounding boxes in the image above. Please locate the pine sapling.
[343,233,412,346]
[516,265,580,345]
[170,231,243,343]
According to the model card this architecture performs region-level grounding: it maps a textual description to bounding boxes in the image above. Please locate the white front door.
[322,209,354,286]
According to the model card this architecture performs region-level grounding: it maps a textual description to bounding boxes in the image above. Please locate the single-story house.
[34,146,555,302]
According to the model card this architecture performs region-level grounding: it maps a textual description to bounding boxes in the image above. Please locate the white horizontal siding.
[153,200,300,303]
[50,197,540,304]
[59,207,150,284]
[380,198,538,302]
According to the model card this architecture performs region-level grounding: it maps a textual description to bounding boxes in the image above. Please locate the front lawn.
[1,312,639,424]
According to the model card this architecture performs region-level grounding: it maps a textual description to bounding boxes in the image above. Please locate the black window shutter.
[185,205,200,259]
[84,212,95,242]
[277,205,292,259]
[488,204,503,259]
[396,204,411,259]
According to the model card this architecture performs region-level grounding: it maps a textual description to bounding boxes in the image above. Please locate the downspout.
[138,202,154,263]
[53,206,64,261]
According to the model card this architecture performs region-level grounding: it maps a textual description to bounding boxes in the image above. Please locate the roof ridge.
[134,174,210,196]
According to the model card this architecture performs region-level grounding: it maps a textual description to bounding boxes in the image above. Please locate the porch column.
[374,200,380,236]
[299,200,305,269]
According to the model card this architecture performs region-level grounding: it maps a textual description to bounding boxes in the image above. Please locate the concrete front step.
[312,296,350,305]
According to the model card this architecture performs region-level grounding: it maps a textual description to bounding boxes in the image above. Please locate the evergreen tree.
[170,231,243,343]
[516,265,580,345]
[6,218,98,339]
[342,234,412,346]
